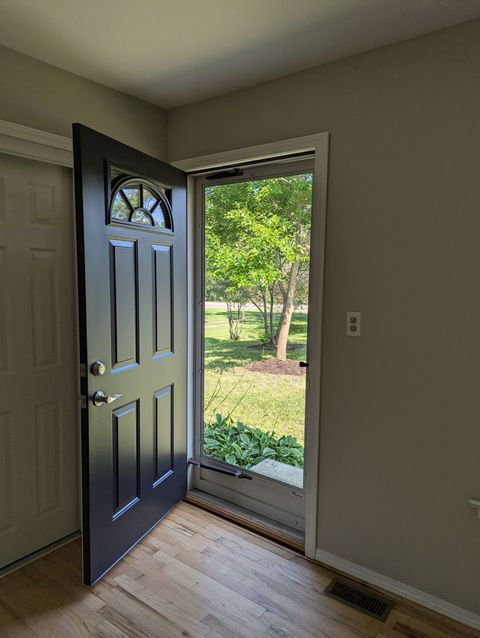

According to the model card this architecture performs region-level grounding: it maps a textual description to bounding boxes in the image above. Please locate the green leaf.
[232,443,243,456]
[239,432,251,445]
[262,447,275,457]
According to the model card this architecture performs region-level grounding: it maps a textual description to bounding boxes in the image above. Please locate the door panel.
[109,239,139,370]
[35,400,62,516]
[31,248,59,367]
[0,153,79,569]
[153,244,173,356]
[154,386,174,483]
[112,401,140,517]
[73,125,187,585]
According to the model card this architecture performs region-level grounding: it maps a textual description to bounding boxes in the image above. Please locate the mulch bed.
[245,359,306,376]
[247,342,303,351]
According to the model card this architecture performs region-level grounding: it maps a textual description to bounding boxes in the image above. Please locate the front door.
[73,125,187,585]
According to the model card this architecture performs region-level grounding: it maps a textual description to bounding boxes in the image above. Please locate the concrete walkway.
[251,458,304,489]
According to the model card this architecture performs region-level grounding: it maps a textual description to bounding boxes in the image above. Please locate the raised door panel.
[28,182,55,225]
[152,244,173,357]
[112,401,140,519]
[31,249,58,369]
[35,401,61,517]
[153,386,174,485]
[109,239,139,371]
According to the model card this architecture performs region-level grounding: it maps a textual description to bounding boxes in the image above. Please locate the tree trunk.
[276,260,300,361]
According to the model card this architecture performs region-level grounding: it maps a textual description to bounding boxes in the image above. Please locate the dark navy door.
[73,124,187,585]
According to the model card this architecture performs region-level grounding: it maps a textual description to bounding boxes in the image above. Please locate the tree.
[257,175,312,360]
[205,174,312,359]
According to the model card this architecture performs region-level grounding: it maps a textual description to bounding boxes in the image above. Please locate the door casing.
[173,133,329,558]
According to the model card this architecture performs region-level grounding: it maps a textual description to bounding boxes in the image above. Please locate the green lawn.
[203,307,307,444]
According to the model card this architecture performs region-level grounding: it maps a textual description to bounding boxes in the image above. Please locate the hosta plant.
[203,414,304,470]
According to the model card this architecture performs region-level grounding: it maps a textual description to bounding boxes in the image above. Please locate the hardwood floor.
[0,502,476,637]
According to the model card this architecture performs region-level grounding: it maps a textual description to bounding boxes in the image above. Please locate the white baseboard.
[0,531,80,579]
[315,548,480,631]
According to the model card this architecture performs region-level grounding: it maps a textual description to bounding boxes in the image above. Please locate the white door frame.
[173,133,329,558]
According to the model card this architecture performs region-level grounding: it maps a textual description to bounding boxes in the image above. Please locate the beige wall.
[0,45,167,158]
[168,21,480,614]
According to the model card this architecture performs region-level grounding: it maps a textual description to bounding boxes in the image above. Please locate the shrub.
[204,414,304,469]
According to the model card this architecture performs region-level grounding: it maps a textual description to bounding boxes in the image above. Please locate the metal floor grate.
[324,578,393,622]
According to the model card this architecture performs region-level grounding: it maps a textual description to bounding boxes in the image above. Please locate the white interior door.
[0,153,79,569]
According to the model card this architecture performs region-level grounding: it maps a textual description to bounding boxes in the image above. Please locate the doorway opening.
[193,156,314,533]
[202,167,312,488]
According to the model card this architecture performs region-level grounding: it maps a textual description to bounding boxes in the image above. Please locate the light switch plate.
[347,311,361,337]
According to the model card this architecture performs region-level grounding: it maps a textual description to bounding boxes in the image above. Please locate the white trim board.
[0,118,72,167]
[172,133,329,559]
[0,532,80,580]
[172,133,328,173]
[315,548,480,631]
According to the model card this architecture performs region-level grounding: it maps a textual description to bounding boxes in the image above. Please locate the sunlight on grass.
[204,307,307,444]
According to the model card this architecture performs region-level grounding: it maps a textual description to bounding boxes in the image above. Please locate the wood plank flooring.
[0,502,476,638]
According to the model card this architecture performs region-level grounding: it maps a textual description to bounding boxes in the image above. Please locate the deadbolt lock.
[90,360,106,376]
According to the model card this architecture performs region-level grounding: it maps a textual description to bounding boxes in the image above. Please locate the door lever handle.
[93,391,123,407]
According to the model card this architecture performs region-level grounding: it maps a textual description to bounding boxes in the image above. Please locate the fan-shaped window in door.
[110,178,173,230]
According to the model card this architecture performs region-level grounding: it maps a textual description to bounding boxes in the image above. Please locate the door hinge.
[80,395,87,409]
[79,363,87,378]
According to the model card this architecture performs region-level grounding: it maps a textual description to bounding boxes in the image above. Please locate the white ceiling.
[1,0,480,109]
